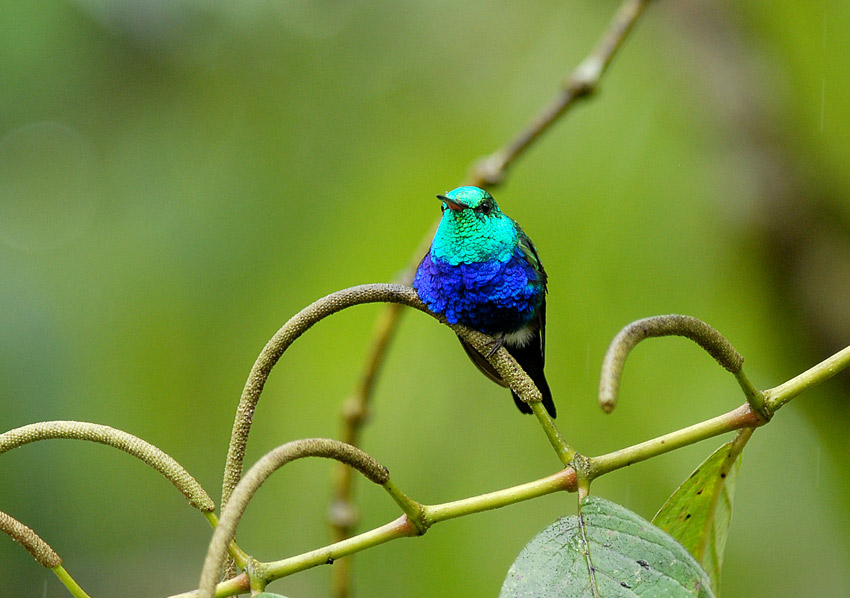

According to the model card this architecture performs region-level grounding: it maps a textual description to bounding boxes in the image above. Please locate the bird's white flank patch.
[505,326,535,347]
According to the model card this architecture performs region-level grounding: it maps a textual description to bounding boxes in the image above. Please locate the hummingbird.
[413,186,555,417]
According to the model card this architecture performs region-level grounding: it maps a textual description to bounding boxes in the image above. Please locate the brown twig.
[327,2,654,596]
[468,0,653,187]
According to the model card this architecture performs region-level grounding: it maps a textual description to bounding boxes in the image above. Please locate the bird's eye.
[441,203,447,213]
[478,201,493,216]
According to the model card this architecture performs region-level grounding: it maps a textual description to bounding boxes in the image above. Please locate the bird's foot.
[484,333,506,358]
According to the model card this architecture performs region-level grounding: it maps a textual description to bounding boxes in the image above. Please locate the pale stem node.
[51,565,93,598]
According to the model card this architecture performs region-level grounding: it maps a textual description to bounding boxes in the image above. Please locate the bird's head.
[431,186,517,264]
[437,186,501,217]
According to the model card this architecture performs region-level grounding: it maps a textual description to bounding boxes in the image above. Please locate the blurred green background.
[1,1,849,596]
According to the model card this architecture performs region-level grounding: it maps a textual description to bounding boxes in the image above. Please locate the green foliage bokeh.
[1,1,848,597]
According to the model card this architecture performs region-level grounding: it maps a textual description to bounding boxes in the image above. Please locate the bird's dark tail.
[457,334,556,418]
[506,339,556,418]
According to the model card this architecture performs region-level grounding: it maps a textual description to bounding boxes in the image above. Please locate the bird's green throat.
[430,186,518,265]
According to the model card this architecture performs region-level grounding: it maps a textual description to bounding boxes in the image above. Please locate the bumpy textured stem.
[0,510,62,568]
[202,439,389,598]
[599,315,745,413]
[222,284,415,511]
[221,284,554,512]
[0,421,215,512]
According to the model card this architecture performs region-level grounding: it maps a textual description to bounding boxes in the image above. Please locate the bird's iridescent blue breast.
[413,186,546,334]
[414,247,544,334]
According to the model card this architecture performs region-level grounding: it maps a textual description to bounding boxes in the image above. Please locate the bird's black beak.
[437,194,468,211]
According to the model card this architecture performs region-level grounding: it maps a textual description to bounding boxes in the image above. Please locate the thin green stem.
[204,511,249,569]
[764,345,850,412]
[167,573,250,598]
[588,404,764,478]
[265,516,417,579]
[530,402,576,464]
[52,565,92,598]
[262,467,576,582]
[425,467,576,524]
[734,368,769,420]
[382,480,427,534]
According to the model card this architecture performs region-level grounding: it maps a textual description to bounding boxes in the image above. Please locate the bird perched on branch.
[413,186,555,417]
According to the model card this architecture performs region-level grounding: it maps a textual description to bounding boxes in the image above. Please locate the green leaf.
[500,496,714,597]
[255,593,288,598]
[652,434,747,595]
